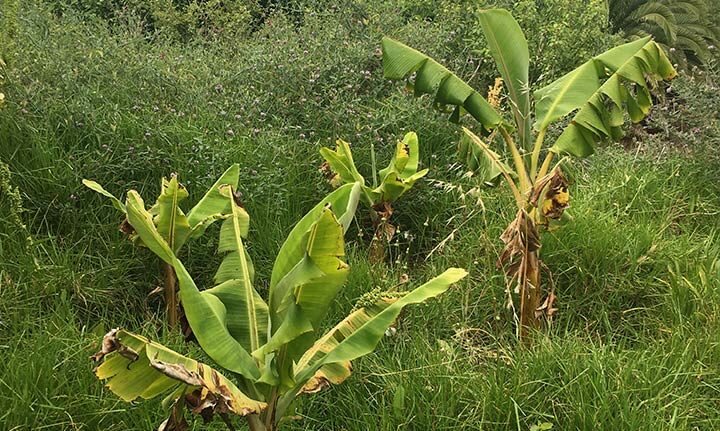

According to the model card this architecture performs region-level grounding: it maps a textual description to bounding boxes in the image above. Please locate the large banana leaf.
[187,164,240,234]
[269,183,361,312]
[150,176,191,252]
[277,268,468,417]
[124,185,265,379]
[478,9,531,149]
[93,329,265,417]
[382,37,502,132]
[254,207,349,370]
[173,255,261,380]
[203,185,269,354]
[534,36,676,157]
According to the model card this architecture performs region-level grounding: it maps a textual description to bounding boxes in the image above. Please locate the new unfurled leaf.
[478,9,531,149]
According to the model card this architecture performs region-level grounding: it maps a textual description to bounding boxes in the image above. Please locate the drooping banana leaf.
[458,132,514,185]
[382,37,502,132]
[187,164,240,235]
[172,254,261,380]
[478,9,531,149]
[534,36,676,157]
[93,329,265,418]
[82,180,126,213]
[278,268,468,418]
[203,185,269,354]
[292,297,398,395]
[150,176,191,252]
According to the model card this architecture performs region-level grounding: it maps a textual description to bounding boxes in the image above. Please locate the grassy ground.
[1,2,720,430]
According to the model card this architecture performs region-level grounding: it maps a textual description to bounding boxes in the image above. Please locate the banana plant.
[83,165,240,328]
[382,9,676,339]
[320,132,428,263]
[92,181,467,431]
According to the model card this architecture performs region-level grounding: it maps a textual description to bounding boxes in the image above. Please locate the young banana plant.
[91,181,467,431]
[320,132,428,263]
[83,165,240,328]
[381,9,676,339]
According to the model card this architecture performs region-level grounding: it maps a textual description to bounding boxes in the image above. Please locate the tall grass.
[1,1,719,430]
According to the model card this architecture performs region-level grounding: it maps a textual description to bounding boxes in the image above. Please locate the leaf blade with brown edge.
[92,329,265,421]
[277,268,468,420]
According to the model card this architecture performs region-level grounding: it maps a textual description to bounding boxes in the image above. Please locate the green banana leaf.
[82,180,126,213]
[478,9,531,149]
[319,140,366,186]
[93,329,265,417]
[150,176,191,252]
[269,182,361,313]
[125,191,174,264]
[457,132,513,185]
[534,37,676,157]
[203,185,269,354]
[254,206,350,383]
[382,37,502,132]
[278,268,468,418]
[187,164,240,233]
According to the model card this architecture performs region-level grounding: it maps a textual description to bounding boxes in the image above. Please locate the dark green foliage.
[609,0,720,69]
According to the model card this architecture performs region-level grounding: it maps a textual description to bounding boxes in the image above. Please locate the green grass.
[2,2,720,430]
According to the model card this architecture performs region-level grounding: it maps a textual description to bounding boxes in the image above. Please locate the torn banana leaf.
[93,329,265,418]
[382,37,502,132]
[187,164,240,238]
[280,268,468,415]
[534,37,676,157]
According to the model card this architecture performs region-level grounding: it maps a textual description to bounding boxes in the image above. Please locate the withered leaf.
[158,399,189,431]
[150,360,204,386]
[531,167,569,221]
[91,328,139,363]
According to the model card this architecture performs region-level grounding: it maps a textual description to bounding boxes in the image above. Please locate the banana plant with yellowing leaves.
[83,165,240,329]
[91,181,467,431]
[320,132,428,263]
[382,8,676,339]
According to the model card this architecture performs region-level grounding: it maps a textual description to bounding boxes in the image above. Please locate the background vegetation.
[1,0,719,429]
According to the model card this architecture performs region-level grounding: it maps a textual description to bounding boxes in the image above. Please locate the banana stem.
[463,128,524,209]
[163,263,178,328]
[499,127,531,194]
[537,151,556,180]
[530,128,546,181]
